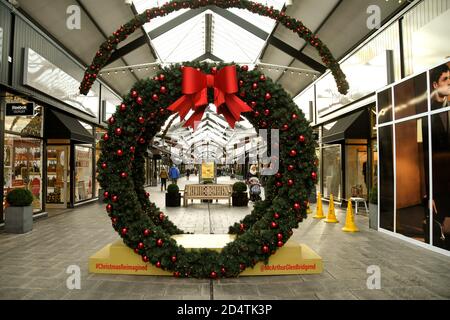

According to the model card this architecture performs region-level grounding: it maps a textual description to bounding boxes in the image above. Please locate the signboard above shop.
[6,102,35,116]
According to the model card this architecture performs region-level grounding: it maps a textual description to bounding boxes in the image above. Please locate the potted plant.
[5,188,34,233]
[165,184,181,207]
[369,185,378,230]
[232,181,248,207]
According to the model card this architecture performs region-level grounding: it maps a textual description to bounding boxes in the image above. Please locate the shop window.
[394,72,428,120]
[3,134,43,220]
[75,145,93,202]
[4,95,43,137]
[321,145,341,200]
[345,144,368,199]
[431,111,450,251]
[379,125,394,231]
[395,117,429,243]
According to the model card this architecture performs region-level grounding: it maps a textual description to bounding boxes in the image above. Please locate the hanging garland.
[79,0,349,96]
[97,61,318,278]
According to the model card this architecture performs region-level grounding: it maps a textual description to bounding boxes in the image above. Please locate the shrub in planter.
[166,184,181,207]
[232,182,248,207]
[5,188,34,233]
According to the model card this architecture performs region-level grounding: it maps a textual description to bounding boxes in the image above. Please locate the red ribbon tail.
[222,94,253,124]
[167,95,193,120]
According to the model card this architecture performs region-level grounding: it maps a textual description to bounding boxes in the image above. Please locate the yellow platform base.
[89,234,323,276]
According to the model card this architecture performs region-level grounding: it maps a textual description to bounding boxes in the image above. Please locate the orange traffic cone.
[313,192,325,219]
[324,194,339,223]
[342,199,359,232]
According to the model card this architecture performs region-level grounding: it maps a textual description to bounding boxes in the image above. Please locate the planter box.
[5,206,33,234]
[232,193,248,207]
[166,193,181,207]
[369,203,378,230]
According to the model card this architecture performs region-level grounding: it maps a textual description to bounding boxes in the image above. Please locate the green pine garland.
[97,61,318,278]
[79,0,349,96]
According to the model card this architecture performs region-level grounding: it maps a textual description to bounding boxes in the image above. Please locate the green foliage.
[232,182,247,193]
[167,184,179,194]
[369,185,378,204]
[6,188,34,206]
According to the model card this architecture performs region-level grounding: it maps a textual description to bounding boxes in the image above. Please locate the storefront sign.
[201,163,215,179]
[6,103,35,116]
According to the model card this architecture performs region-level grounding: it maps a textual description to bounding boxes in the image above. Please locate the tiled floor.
[1,176,449,300]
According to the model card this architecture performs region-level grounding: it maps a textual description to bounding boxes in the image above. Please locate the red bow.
[167,66,253,130]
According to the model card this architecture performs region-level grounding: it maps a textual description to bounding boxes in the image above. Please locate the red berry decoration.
[106,204,112,212]
[289,149,297,157]
[130,146,135,153]
[270,222,278,229]
[252,83,258,90]
[160,86,167,94]
[259,120,268,128]
[108,117,115,125]
[120,172,128,178]
[112,195,118,202]
[111,217,118,224]
[261,109,269,117]
[153,76,159,81]
[101,162,107,169]
[221,267,226,274]
[119,103,127,112]
[103,133,110,141]
[294,202,301,210]
[158,74,165,81]
[239,223,245,231]
[274,212,280,219]
[145,192,150,198]
[136,96,143,105]
[311,172,317,180]
[171,256,177,263]
[265,92,272,100]
[287,165,294,171]
[241,65,249,72]
[287,179,294,187]
[121,227,128,235]
[142,255,149,262]
[143,229,151,237]
[210,271,218,279]
[276,181,283,188]
[277,241,284,247]
[116,149,123,157]
[156,239,163,247]
[298,135,305,143]
[262,245,270,254]
[103,191,109,199]
[277,233,283,241]
[115,128,122,136]
[156,261,161,268]
[138,242,144,250]
[131,90,138,98]
[152,94,159,101]
[259,74,266,81]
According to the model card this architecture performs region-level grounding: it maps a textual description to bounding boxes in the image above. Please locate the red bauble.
[253,111,260,118]
[121,227,128,235]
[142,255,149,262]
[143,229,151,237]
[138,242,144,250]
[120,172,128,178]
[262,245,270,253]
[289,150,297,157]
[259,120,268,128]
[160,86,167,94]
[252,83,258,90]
[171,256,177,263]
[275,172,282,179]
[239,223,245,231]
[152,94,159,101]
[159,107,165,114]
[311,172,317,180]
[277,233,283,241]
[221,267,226,274]
[265,92,272,100]
[106,204,112,212]
[263,109,270,116]
[239,80,244,87]
[277,241,284,247]
[149,112,156,119]
[156,239,163,247]
[293,202,301,210]
[287,179,294,187]
[259,74,266,81]
[130,146,135,153]
[136,96,143,105]
[103,191,109,199]
[239,263,246,271]
[282,124,289,131]
[173,271,180,278]
[119,103,127,112]
[298,135,305,143]
[131,90,138,98]
[239,91,246,98]
[241,65,249,72]
[103,133,110,141]
[270,222,278,229]
[158,74,165,81]
[276,181,283,188]
[159,213,165,221]
[210,271,218,279]
[108,117,115,125]
[115,128,122,136]
[287,165,295,171]
[292,113,298,120]
[116,149,123,157]
[137,116,145,124]
[273,213,280,219]
[145,192,150,198]
[112,195,118,202]
[153,76,159,81]
[156,261,161,268]
[250,101,257,108]
[139,137,146,144]
[101,162,107,169]
[111,217,118,224]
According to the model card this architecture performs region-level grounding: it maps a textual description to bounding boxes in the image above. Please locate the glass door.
[46,145,70,208]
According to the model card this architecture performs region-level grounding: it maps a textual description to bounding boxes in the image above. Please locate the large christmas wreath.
[82,0,346,279]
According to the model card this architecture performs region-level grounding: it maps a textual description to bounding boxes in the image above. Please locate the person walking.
[159,167,168,191]
[186,169,191,181]
[169,164,180,184]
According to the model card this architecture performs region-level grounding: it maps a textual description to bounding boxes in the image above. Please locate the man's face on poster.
[433,70,450,98]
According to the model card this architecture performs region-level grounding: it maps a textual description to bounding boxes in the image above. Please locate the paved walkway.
[0,177,449,300]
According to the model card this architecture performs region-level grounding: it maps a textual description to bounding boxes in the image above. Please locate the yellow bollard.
[323,194,339,223]
[342,199,359,232]
[307,202,312,214]
[313,192,325,219]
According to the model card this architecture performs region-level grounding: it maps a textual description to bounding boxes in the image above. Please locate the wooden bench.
[183,184,232,207]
